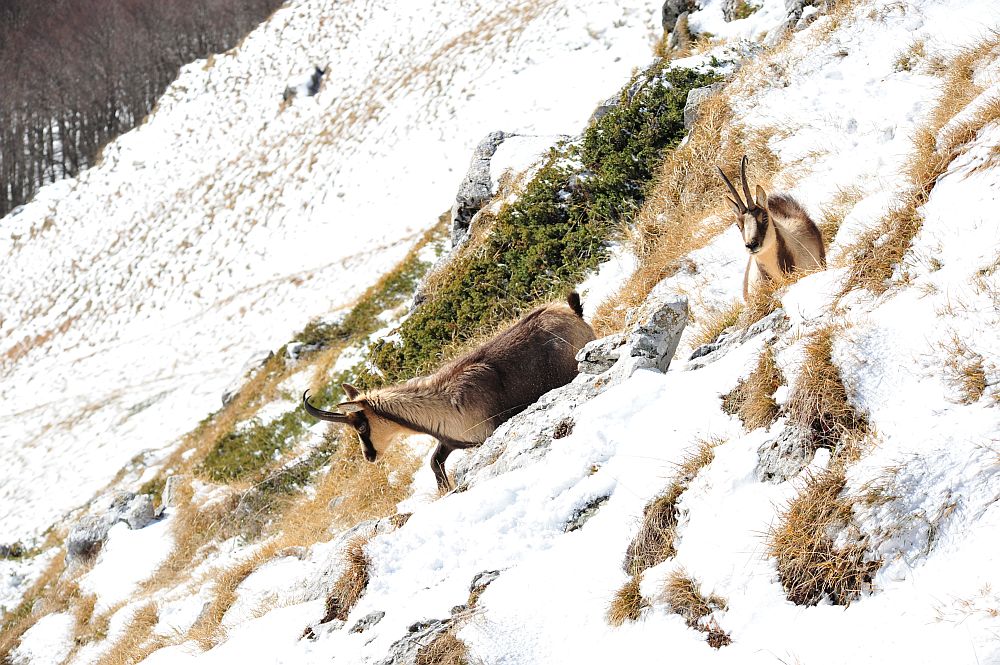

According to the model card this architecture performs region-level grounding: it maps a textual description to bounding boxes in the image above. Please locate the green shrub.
[197,410,310,483]
[363,64,720,384]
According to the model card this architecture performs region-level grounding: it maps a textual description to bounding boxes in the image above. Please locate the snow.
[80,519,175,613]
[0,0,661,542]
[6,0,1000,663]
[9,612,75,665]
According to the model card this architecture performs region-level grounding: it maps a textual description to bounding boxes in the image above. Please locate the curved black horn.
[717,166,747,212]
[302,390,348,423]
[740,155,755,209]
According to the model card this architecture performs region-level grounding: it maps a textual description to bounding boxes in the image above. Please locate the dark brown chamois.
[303,293,595,490]
[718,156,826,300]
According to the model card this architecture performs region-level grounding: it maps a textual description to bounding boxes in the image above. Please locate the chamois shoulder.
[768,193,825,264]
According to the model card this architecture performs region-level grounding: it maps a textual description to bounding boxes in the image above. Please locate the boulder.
[350,611,385,634]
[687,309,789,369]
[668,11,692,51]
[577,292,688,383]
[684,83,725,130]
[662,0,696,33]
[122,494,155,530]
[451,131,508,247]
[755,425,815,483]
[66,516,111,562]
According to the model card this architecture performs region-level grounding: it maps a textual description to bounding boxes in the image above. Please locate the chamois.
[303,293,595,490]
[718,156,826,300]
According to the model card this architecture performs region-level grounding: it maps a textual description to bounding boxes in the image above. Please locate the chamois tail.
[567,292,584,318]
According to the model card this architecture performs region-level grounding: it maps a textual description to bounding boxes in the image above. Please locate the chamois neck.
[364,381,456,440]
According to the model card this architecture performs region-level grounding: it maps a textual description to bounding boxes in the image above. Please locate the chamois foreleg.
[430,439,480,491]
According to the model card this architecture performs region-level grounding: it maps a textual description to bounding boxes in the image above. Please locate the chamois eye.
[357,421,369,435]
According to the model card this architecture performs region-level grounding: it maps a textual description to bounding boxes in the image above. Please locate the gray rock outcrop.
[451,131,508,247]
[577,292,688,383]
[684,83,725,130]
[350,611,385,634]
[662,0,697,33]
[687,309,789,369]
[755,425,815,483]
[66,491,159,563]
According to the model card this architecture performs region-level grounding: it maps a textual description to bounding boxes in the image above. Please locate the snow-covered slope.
[0,0,660,541]
[5,0,1000,663]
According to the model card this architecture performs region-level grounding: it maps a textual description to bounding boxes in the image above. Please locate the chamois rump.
[303,293,595,490]
[718,156,826,300]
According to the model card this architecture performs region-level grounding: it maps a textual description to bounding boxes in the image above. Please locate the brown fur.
[305,294,595,489]
[720,159,826,300]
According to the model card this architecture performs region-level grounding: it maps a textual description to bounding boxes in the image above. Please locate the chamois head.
[302,385,412,463]
[718,156,774,255]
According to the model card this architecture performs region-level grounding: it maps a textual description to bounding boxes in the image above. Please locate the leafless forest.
[0,0,284,217]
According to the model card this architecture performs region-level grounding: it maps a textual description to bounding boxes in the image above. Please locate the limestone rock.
[122,494,155,530]
[451,131,508,247]
[756,425,815,483]
[66,516,111,563]
[687,309,789,369]
[662,0,697,33]
[684,83,725,130]
[350,611,385,634]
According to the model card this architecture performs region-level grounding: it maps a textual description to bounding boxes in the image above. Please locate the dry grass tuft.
[591,92,779,335]
[786,326,866,451]
[818,185,865,248]
[415,632,473,665]
[662,570,731,647]
[690,300,744,349]
[95,603,163,665]
[0,553,70,660]
[607,576,649,626]
[722,345,784,431]
[321,535,371,624]
[186,549,273,649]
[840,37,1000,296]
[942,334,989,404]
[768,466,880,606]
[623,439,721,576]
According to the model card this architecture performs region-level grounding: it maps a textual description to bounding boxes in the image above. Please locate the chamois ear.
[755,185,768,209]
[341,383,360,400]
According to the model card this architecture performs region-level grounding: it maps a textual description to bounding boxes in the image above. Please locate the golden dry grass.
[95,603,163,665]
[623,439,721,576]
[415,632,473,665]
[840,37,1000,297]
[942,334,988,404]
[662,569,731,647]
[768,465,880,606]
[818,185,865,249]
[590,92,779,336]
[186,549,275,649]
[321,535,371,623]
[0,553,69,659]
[689,300,744,349]
[722,345,784,431]
[607,576,648,627]
[786,326,866,451]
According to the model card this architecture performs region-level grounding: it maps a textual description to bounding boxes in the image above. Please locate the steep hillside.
[3,0,1000,663]
[0,0,660,542]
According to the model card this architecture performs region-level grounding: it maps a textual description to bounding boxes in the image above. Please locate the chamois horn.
[718,161,747,213]
[302,390,350,422]
[739,155,755,209]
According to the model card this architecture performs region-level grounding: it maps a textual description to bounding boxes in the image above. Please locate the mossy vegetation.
[197,410,310,483]
[363,64,720,385]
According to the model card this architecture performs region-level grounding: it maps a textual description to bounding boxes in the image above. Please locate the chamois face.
[729,185,772,255]
[344,404,414,462]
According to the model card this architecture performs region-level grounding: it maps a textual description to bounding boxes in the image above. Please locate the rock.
[722,0,760,22]
[687,309,789,369]
[162,475,184,510]
[578,292,688,383]
[451,131,508,247]
[122,494,155,530]
[756,425,816,483]
[66,516,112,563]
[376,619,452,665]
[668,11,692,51]
[684,83,725,130]
[285,341,323,361]
[350,611,385,634]
[469,570,501,597]
[662,0,696,33]
[565,495,610,532]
